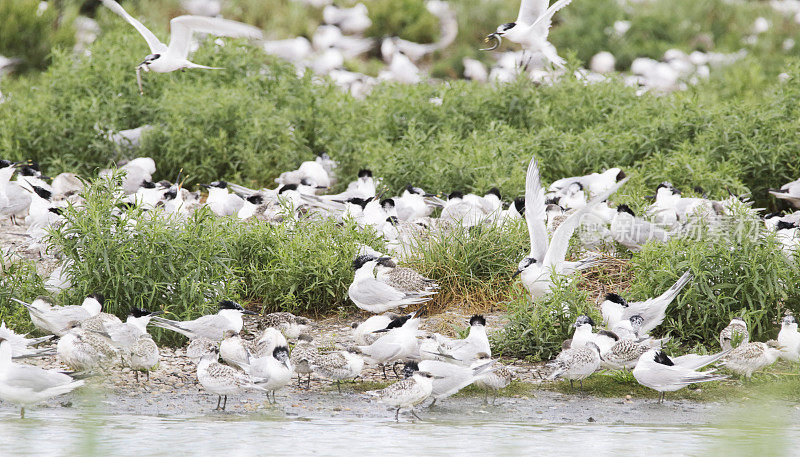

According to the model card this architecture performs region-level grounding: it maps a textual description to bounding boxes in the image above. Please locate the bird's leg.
[20,407,25,419]
[411,410,423,421]
[569,380,574,390]
[395,407,401,421]
[297,374,302,385]
[392,362,402,379]
[135,370,139,383]
[381,364,388,379]
[483,390,489,405]
[579,380,583,390]
[307,374,312,389]
[659,392,664,404]
[428,398,437,408]
[336,381,341,394]
[222,395,228,410]
[215,395,222,410]
[146,371,150,382]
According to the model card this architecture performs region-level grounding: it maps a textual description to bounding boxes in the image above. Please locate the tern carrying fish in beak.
[100,0,263,95]
[481,0,574,69]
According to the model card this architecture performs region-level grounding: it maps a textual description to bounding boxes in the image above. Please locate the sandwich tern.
[549,168,627,198]
[12,295,102,337]
[57,321,120,372]
[722,340,782,378]
[514,155,628,299]
[610,204,671,251]
[100,0,263,94]
[427,315,492,362]
[633,349,730,403]
[483,0,574,69]
[349,256,432,313]
[473,354,513,404]
[358,313,422,375]
[200,181,245,217]
[310,346,364,393]
[0,322,53,359]
[257,312,312,340]
[129,333,160,382]
[0,337,85,418]
[0,160,32,225]
[352,312,401,346]
[547,342,602,389]
[368,362,436,420]
[570,315,618,354]
[219,330,250,372]
[249,327,289,358]
[601,271,693,334]
[778,315,800,362]
[290,334,316,387]
[186,337,219,363]
[151,300,257,341]
[601,338,654,371]
[197,345,265,410]
[373,257,438,296]
[769,177,800,208]
[247,346,293,403]
[417,358,494,407]
[720,317,749,350]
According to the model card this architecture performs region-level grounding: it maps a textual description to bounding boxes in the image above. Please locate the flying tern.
[482,0,574,69]
[100,0,263,95]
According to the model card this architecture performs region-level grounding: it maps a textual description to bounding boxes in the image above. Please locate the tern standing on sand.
[100,0,263,94]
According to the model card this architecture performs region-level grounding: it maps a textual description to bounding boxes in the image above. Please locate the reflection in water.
[0,408,793,457]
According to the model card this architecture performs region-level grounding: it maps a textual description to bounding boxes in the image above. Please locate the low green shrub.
[48,174,238,345]
[0,256,47,335]
[366,0,439,44]
[229,217,385,315]
[0,0,75,73]
[626,212,800,347]
[46,175,387,343]
[493,275,599,361]
[403,220,528,312]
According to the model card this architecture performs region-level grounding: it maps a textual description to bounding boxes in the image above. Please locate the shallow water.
[1,407,794,457]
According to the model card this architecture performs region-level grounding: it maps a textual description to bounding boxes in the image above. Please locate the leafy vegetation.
[0,256,47,335]
[43,175,384,344]
[0,0,75,73]
[404,220,528,313]
[626,213,800,348]
[494,275,600,361]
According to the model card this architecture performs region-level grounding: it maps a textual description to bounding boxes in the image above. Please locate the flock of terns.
[0,144,798,419]
[1,0,800,421]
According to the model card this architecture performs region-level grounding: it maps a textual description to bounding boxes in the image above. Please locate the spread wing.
[524,155,548,261]
[531,0,573,35]
[167,16,263,59]
[517,0,549,25]
[101,0,166,53]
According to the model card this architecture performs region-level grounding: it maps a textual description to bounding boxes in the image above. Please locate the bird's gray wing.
[167,16,263,59]
[351,278,407,306]
[544,176,629,267]
[183,315,229,340]
[524,155,549,261]
[516,0,549,25]
[101,0,166,53]
[6,366,74,391]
